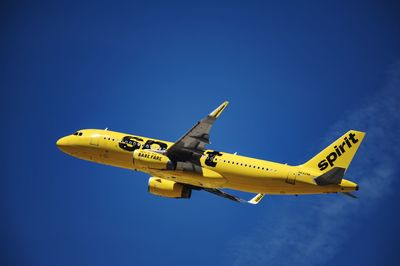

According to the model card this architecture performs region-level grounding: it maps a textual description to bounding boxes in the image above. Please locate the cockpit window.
[73,132,79,136]
[79,132,83,136]
[73,131,83,136]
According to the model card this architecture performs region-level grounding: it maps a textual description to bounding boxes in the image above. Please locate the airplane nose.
[56,137,74,154]
[56,136,78,155]
[56,136,69,147]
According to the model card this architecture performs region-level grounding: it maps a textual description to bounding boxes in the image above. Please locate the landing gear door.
[286,170,297,185]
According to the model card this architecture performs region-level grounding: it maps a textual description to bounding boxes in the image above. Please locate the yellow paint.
[56,128,363,196]
[209,101,229,118]
[148,177,191,198]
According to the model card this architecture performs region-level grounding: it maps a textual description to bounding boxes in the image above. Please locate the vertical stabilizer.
[299,130,365,174]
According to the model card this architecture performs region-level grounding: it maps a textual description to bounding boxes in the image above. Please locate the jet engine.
[133,149,174,170]
[148,177,191,199]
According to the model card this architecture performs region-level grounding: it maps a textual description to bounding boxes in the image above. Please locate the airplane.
[56,101,365,204]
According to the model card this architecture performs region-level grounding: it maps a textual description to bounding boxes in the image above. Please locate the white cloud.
[228,62,400,266]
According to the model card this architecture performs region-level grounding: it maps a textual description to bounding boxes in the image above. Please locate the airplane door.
[90,136,99,146]
[286,170,297,184]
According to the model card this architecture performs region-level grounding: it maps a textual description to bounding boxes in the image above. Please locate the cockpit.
[73,131,83,136]
[57,130,93,157]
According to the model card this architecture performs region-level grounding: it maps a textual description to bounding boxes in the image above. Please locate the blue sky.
[1,1,400,265]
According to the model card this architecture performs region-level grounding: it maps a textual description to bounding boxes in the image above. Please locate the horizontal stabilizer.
[203,188,265,205]
[248,193,265,204]
[342,192,358,199]
[314,167,345,186]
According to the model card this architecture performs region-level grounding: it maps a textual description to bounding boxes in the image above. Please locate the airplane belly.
[147,168,227,188]
[223,174,343,195]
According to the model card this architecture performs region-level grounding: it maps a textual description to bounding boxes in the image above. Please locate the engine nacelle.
[148,177,191,199]
[133,149,174,170]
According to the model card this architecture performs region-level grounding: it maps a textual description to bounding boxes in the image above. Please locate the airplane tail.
[299,130,365,174]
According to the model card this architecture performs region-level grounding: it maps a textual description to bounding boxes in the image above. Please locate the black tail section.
[314,167,345,186]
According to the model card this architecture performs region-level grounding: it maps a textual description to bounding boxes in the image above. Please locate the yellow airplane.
[56,101,365,204]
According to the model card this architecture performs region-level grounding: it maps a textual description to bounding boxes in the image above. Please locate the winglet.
[209,101,229,118]
[247,193,265,205]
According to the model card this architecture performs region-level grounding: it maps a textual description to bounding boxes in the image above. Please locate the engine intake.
[148,177,191,199]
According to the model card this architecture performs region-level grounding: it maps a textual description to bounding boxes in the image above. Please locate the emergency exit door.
[286,170,297,184]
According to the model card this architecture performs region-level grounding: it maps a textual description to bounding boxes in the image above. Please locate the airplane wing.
[166,101,229,163]
[203,188,265,205]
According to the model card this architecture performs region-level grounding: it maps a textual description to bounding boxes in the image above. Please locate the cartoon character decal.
[204,150,223,167]
[142,140,168,151]
[119,136,221,168]
[119,136,143,152]
[119,136,169,152]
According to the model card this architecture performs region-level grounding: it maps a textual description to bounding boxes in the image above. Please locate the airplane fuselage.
[57,129,357,195]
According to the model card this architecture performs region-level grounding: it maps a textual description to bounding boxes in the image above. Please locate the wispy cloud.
[228,62,400,266]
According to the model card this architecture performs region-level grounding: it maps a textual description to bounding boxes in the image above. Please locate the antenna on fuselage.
[105,128,108,131]
[234,152,237,155]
